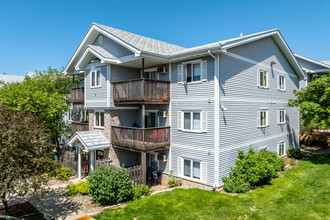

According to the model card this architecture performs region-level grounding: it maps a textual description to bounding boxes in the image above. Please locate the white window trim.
[178,59,207,84]
[277,75,286,91]
[90,68,102,88]
[94,110,104,128]
[257,69,269,89]
[257,110,269,128]
[278,141,286,157]
[277,109,286,124]
[181,111,205,133]
[179,158,207,183]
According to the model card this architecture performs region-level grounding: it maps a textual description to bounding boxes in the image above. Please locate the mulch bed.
[0,201,39,217]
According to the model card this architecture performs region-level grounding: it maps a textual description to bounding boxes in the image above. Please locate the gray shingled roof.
[68,130,110,151]
[94,23,186,56]
[0,74,25,85]
[89,45,117,60]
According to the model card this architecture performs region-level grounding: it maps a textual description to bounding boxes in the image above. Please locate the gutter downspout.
[209,50,220,188]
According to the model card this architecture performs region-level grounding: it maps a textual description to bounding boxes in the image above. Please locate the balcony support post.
[72,75,75,88]
[141,151,147,185]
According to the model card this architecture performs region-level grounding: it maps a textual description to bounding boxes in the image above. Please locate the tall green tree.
[289,72,330,130]
[0,104,56,215]
[0,67,72,149]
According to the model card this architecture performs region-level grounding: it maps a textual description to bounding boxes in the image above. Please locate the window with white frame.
[177,157,207,182]
[278,141,285,157]
[278,75,285,91]
[257,110,268,127]
[278,109,286,124]
[91,68,101,87]
[177,111,207,132]
[95,111,104,127]
[177,60,207,83]
[257,70,268,88]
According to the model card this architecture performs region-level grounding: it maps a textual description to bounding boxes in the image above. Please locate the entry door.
[145,112,157,128]
[149,153,159,179]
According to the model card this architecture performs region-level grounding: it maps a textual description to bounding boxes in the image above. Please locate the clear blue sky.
[0,0,329,75]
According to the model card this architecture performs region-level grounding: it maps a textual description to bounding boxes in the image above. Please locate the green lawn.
[95,154,330,220]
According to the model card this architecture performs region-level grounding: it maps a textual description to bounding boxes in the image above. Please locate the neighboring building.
[294,54,330,88]
[0,74,25,85]
[65,23,305,188]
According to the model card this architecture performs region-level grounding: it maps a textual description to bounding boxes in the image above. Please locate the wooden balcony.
[71,87,84,104]
[111,126,170,152]
[71,121,89,135]
[113,79,170,104]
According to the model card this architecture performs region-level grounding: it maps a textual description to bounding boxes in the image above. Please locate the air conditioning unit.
[158,154,167,162]
[158,111,167,117]
[157,66,166,74]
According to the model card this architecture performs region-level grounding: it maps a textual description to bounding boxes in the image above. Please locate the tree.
[289,72,330,130]
[0,67,72,150]
[0,104,56,215]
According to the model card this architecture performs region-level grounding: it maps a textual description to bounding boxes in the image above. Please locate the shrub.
[66,183,78,196]
[88,166,133,205]
[168,170,182,188]
[133,185,152,200]
[46,162,62,177]
[56,167,75,180]
[222,148,285,193]
[287,146,305,159]
[66,181,89,196]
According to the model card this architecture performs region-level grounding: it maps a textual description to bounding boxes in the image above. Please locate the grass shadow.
[304,153,330,165]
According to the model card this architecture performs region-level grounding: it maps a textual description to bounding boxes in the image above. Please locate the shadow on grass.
[305,154,330,165]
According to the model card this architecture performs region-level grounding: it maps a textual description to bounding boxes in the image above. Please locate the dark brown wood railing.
[71,87,84,104]
[113,79,170,104]
[111,126,170,151]
[71,121,89,135]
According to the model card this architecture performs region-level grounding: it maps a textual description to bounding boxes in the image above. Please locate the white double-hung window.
[257,69,269,88]
[177,59,207,83]
[278,75,286,91]
[177,111,207,132]
[277,109,286,124]
[278,141,285,157]
[257,110,269,127]
[177,157,207,182]
[95,111,104,127]
[91,68,101,88]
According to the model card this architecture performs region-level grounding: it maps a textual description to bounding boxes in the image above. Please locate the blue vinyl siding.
[218,37,300,184]
[170,56,215,184]
[85,64,108,107]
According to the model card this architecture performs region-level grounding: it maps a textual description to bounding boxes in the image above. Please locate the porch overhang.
[68,131,110,152]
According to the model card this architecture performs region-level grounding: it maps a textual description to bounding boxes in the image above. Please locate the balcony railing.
[111,126,170,152]
[113,79,170,104]
[71,121,89,135]
[71,87,84,104]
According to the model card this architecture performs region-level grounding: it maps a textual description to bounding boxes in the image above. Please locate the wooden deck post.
[141,151,147,185]
[78,147,81,180]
